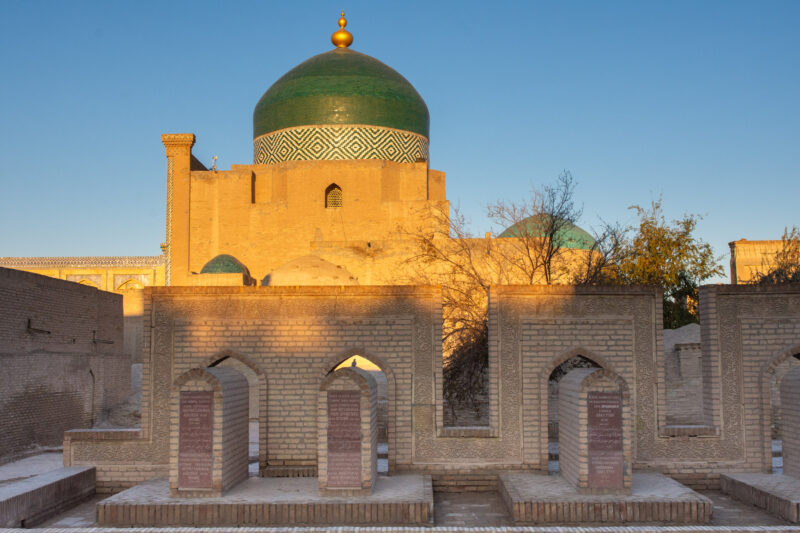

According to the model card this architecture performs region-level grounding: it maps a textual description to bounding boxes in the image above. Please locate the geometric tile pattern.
[254,125,429,165]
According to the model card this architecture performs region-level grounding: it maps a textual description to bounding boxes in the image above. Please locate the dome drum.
[254,124,429,165]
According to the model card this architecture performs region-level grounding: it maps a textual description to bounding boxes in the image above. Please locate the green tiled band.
[254,125,429,165]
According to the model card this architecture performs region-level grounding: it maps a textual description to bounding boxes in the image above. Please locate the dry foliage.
[403,172,584,421]
[753,226,800,284]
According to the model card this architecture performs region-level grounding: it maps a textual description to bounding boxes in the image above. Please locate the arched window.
[325,183,342,208]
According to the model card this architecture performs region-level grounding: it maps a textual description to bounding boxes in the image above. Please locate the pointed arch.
[540,347,614,472]
[116,278,143,291]
[205,350,268,473]
[759,343,800,472]
[325,183,342,208]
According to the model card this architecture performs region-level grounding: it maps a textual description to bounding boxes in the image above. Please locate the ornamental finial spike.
[331,10,353,48]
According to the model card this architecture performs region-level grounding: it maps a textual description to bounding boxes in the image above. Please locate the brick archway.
[321,349,396,474]
[205,350,268,474]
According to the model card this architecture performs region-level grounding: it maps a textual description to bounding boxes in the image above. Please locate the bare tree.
[572,220,628,285]
[487,171,583,284]
[402,171,585,423]
[753,226,800,284]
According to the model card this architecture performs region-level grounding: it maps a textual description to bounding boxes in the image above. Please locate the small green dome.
[498,215,596,250]
[200,254,249,274]
[253,48,429,139]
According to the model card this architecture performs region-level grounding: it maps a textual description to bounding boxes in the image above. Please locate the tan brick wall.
[780,365,800,478]
[0,267,127,461]
[165,142,451,287]
[64,286,436,491]
[664,343,705,425]
[729,239,783,284]
[62,283,800,492]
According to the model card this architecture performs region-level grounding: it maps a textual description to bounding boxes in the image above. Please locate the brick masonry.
[97,475,433,527]
[721,472,800,523]
[779,366,800,478]
[499,471,712,524]
[0,466,95,527]
[558,368,632,494]
[169,367,249,497]
[318,368,378,496]
[0,267,128,461]
[62,283,800,493]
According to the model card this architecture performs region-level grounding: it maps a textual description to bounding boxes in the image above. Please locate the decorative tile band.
[253,125,429,165]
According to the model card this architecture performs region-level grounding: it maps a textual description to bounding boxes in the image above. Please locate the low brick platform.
[0,466,95,527]
[499,471,711,524]
[97,475,432,527]
[721,473,800,523]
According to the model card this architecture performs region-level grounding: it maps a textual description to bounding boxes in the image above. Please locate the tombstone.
[781,365,800,478]
[558,367,632,494]
[170,366,249,497]
[318,367,378,496]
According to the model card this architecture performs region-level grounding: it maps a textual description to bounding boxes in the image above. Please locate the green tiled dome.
[498,215,596,250]
[253,48,429,139]
[200,254,249,274]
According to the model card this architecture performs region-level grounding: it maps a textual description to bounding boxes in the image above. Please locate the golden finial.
[331,10,353,48]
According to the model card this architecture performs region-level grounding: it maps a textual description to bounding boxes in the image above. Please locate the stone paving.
[22,490,796,530]
[2,452,796,531]
[701,491,789,527]
[434,491,512,526]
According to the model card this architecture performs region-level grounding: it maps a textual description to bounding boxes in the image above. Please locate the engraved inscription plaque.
[587,391,623,489]
[327,390,361,488]
[178,391,213,489]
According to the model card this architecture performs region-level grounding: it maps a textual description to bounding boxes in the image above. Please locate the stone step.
[501,471,712,524]
[0,466,95,528]
[97,475,433,527]
[721,472,800,523]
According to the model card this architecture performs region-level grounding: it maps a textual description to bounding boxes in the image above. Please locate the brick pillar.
[161,133,195,286]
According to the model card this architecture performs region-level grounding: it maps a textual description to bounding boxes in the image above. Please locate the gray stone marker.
[178,390,214,489]
[558,367,632,494]
[587,390,624,488]
[318,367,378,495]
[170,366,249,497]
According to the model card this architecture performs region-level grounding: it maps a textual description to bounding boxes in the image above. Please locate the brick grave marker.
[170,367,249,497]
[558,368,631,494]
[318,367,378,496]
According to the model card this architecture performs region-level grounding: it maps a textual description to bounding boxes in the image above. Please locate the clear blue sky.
[1,1,798,282]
